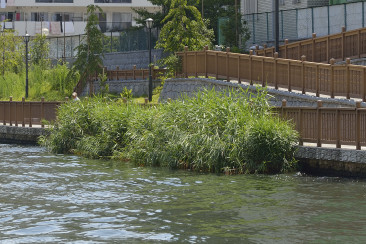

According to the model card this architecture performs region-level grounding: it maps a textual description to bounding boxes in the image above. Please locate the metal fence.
[244,1,366,48]
[38,27,159,61]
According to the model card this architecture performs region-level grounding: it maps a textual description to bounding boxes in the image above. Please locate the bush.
[41,87,299,174]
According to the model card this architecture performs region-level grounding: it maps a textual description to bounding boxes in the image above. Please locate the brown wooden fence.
[177,47,366,102]
[0,97,61,127]
[74,66,167,95]
[277,100,365,150]
[256,26,366,63]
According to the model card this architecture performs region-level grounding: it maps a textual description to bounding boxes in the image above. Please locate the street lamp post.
[146,18,153,102]
[24,34,30,99]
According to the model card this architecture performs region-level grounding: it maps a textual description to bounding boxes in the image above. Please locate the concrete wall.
[159,78,363,108]
[0,125,46,145]
[81,79,162,97]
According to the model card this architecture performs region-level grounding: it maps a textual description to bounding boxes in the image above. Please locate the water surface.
[1,144,366,243]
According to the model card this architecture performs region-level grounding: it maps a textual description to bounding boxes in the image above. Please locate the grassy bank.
[40,87,299,174]
[0,63,76,101]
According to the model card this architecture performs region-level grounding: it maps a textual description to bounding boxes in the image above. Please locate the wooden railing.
[277,100,365,150]
[0,97,62,127]
[74,66,167,95]
[177,47,366,102]
[255,26,366,63]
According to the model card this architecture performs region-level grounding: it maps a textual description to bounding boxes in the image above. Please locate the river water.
[1,144,366,243]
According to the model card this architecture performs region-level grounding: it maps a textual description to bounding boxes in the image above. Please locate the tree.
[0,21,24,75]
[220,5,250,51]
[30,33,50,69]
[69,4,105,94]
[156,0,214,53]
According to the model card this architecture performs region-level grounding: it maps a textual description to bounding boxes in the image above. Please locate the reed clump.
[40,87,299,174]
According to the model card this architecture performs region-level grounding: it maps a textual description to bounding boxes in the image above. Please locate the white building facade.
[0,0,160,36]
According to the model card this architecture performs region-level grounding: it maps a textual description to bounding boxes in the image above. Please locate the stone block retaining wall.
[159,78,363,108]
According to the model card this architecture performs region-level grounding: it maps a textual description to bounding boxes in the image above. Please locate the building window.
[94,0,132,3]
[35,0,74,3]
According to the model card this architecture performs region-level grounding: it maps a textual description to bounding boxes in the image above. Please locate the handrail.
[255,26,366,63]
[176,47,366,102]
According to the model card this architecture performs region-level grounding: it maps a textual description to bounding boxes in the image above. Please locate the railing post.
[336,106,341,148]
[9,96,12,126]
[29,100,32,128]
[116,66,119,80]
[41,97,44,128]
[316,64,319,97]
[195,50,198,78]
[204,45,208,78]
[311,33,316,62]
[2,100,5,125]
[358,29,361,58]
[249,50,253,85]
[346,58,351,99]
[22,97,25,127]
[261,56,265,86]
[287,60,291,92]
[274,52,278,89]
[301,55,306,94]
[363,67,366,102]
[299,107,303,146]
[215,51,218,80]
[317,100,323,147]
[281,99,287,118]
[284,39,288,59]
[356,101,361,150]
[133,65,136,80]
[238,55,241,84]
[184,46,188,78]
[226,47,230,82]
[330,58,335,98]
[15,99,18,127]
[342,26,346,60]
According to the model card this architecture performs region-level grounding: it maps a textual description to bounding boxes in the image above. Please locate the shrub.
[41,87,299,174]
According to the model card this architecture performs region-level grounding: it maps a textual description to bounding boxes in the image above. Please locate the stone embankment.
[0,125,46,145]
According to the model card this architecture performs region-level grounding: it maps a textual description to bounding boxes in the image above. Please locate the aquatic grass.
[41,87,299,174]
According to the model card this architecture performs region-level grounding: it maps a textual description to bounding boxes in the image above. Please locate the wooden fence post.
[215,51,218,80]
[317,100,323,147]
[330,58,335,98]
[41,97,44,128]
[204,45,208,78]
[316,64,319,97]
[299,107,303,146]
[2,101,5,125]
[312,33,316,62]
[284,39,288,59]
[358,29,361,58]
[9,96,12,126]
[184,46,188,78]
[274,52,278,89]
[281,99,287,118]
[336,106,341,148]
[288,60,291,92]
[342,26,346,60]
[133,65,136,80]
[116,66,119,80]
[346,58,351,99]
[356,101,361,150]
[29,100,32,128]
[226,47,230,82]
[301,55,306,94]
[22,97,25,127]
[249,50,253,85]
[363,67,366,102]
[238,55,241,84]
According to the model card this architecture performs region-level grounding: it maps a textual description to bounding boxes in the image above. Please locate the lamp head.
[24,33,30,42]
[145,18,153,29]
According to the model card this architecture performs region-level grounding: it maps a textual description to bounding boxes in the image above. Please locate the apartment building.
[0,0,160,36]
[241,0,329,15]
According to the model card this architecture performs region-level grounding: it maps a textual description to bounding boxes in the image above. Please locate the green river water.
[1,143,366,243]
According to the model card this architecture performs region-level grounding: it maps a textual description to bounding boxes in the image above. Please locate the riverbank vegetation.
[40,87,299,174]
